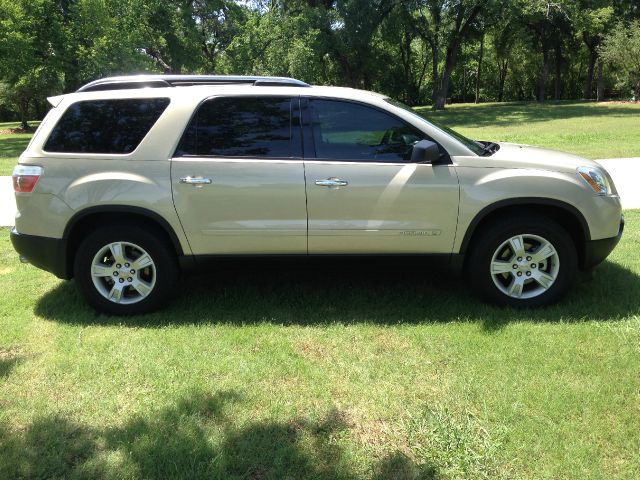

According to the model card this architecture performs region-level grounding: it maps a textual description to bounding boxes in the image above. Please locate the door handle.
[315,178,348,187]
[180,176,212,185]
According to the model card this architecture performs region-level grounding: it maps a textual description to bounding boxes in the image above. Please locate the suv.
[11,75,624,315]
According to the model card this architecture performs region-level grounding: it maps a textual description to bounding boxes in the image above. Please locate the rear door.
[171,95,307,255]
[302,98,460,254]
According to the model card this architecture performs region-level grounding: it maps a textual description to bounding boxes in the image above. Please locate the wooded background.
[1,0,640,126]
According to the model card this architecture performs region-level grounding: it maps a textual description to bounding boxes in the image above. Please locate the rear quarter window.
[174,96,296,158]
[43,98,170,154]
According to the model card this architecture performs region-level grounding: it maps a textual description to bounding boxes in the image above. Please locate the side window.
[307,99,427,162]
[44,98,170,154]
[175,97,296,158]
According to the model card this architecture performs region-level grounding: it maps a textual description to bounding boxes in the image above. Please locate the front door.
[303,98,460,254]
[172,95,307,255]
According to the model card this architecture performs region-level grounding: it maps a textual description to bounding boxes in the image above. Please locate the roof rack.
[76,75,311,92]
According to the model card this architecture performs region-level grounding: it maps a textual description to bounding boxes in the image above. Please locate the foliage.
[599,20,640,98]
[1,0,640,120]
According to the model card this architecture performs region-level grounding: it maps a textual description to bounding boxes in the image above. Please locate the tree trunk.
[554,41,562,100]
[434,59,455,110]
[400,31,413,104]
[434,38,462,110]
[498,59,508,102]
[475,33,484,104]
[596,60,604,101]
[584,47,597,99]
[430,41,439,107]
[19,98,30,130]
[431,3,482,110]
[538,45,549,102]
[462,69,467,103]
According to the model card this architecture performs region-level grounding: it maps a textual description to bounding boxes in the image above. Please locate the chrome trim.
[315,178,348,187]
[180,176,212,185]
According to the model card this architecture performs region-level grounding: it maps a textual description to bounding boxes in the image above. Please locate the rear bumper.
[9,228,70,279]
[581,215,624,270]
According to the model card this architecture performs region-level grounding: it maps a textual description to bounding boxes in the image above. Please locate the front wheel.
[73,225,178,315]
[467,215,578,308]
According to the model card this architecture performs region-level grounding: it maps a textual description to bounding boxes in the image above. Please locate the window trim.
[301,96,451,165]
[42,97,171,156]
[171,94,303,160]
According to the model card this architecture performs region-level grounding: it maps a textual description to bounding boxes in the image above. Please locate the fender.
[458,197,591,254]
[63,205,185,256]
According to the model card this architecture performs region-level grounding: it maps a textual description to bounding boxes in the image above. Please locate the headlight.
[577,166,610,196]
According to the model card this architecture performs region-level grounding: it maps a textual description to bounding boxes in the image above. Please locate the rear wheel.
[467,215,578,307]
[73,225,178,315]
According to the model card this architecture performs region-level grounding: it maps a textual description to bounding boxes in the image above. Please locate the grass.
[0,121,38,176]
[1,210,639,479]
[420,101,640,159]
[0,103,639,478]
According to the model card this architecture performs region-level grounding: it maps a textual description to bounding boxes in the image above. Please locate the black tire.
[466,214,578,308]
[73,224,179,315]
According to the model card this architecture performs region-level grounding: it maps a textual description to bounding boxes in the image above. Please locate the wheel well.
[460,204,588,268]
[65,211,183,278]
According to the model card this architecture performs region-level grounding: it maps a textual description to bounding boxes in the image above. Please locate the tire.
[466,214,578,308]
[73,224,179,315]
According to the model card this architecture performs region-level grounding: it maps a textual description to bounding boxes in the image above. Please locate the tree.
[492,21,518,102]
[0,0,65,128]
[379,2,430,104]
[322,0,398,89]
[414,0,498,110]
[599,20,640,99]
[64,0,157,90]
[573,2,614,99]
[520,0,573,102]
[221,5,328,83]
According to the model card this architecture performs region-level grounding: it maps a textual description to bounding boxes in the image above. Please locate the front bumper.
[581,215,624,270]
[10,228,70,279]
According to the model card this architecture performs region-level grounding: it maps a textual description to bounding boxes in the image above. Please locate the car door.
[303,98,460,254]
[171,95,307,255]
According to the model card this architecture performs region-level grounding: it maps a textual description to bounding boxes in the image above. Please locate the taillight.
[12,165,43,193]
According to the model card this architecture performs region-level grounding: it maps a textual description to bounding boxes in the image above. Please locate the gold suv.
[10,75,624,314]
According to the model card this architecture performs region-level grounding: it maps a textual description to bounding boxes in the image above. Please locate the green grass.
[0,121,38,176]
[1,212,639,479]
[420,101,640,159]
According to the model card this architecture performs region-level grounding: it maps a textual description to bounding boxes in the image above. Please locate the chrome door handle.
[315,178,348,187]
[180,176,212,185]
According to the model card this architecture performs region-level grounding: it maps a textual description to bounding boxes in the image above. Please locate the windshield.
[384,98,486,156]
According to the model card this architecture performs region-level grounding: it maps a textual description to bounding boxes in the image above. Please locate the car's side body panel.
[453,156,623,249]
[305,161,460,253]
[14,157,192,254]
[171,158,308,254]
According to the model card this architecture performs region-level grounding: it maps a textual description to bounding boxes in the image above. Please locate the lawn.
[1,103,640,478]
[1,209,639,479]
[0,121,38,176]
[421,101,640,160]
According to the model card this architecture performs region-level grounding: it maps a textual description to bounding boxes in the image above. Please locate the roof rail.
[77,75,310,92]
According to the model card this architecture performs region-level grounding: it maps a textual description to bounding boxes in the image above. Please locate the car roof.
[76,74,312,91]
[49,83,390,108]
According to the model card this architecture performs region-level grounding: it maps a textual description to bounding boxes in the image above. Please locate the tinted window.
[385,98,485,155]
[44,98,170,154]
[308,99,425,162]
[175,97,293,158]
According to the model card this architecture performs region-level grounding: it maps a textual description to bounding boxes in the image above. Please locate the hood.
[473,142,599,173]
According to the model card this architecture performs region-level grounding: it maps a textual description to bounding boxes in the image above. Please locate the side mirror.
[411,139,442,164]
